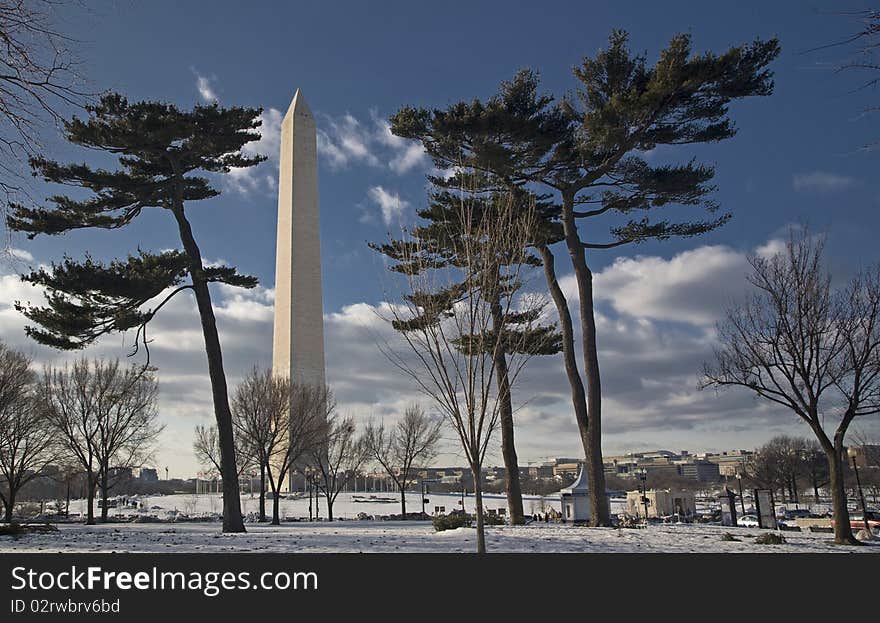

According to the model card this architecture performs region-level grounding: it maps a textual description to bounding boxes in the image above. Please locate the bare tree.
[92,363,162,521]
[193,423,252,480]
[232,369,326,525]
[702,230,880,545]
[748,436,809,503]
[309,412,368,522]
[378,191,547,553]
[193,424,221,476]
[0,341,55,521]
[40,358,160,524]
[364,403,442,517]
[0,0,89,235]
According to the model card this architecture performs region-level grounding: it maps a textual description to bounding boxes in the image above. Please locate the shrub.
[755,532,786,545]
[721,532,741,542]
[433,513,472,532]
[483,513,505,526]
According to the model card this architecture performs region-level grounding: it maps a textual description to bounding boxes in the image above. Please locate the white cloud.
[3,233,850,477]
[7,248,33,262]
[371,112,428,174]
[316,110,428,175]
[195,74,217,102]
[587,244,753,327]
[792,171,858,193]
[226,107,283,195]
[316,113,380,169]
[366,186,409,226]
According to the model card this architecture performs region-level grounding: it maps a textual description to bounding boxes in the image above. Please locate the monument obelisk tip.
[288,88,312,119]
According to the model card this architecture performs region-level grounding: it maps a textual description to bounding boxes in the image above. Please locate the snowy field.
[3,520,879,554]
[53,491,585,521]
[3,492,879,553]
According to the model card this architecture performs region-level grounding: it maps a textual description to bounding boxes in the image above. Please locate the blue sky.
[3,1,880,476]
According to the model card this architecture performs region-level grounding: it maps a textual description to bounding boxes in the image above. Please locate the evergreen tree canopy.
[371,180,561,357]
[6,93,264,352]
[390,31,781,247]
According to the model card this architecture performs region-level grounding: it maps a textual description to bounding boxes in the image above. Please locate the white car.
[738,514,760,527]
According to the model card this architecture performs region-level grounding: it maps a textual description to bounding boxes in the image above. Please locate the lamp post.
[736,473,746,516]
[638,469,649,522]
[307,471,313,521]
[848,447,870,534]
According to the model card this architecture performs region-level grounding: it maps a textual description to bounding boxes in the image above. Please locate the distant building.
[138,468,159,482]
[704,450,753,477]
[626,489,696,519]
[678,460,720,482]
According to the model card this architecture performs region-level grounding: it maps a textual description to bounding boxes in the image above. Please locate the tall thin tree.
[371,177,560,524]
[7,94,267,532]
[390,32,779,525]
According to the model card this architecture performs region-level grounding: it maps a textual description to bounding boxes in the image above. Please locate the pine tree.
[6,93,267,533]
[371,176,560,524]
[390,31,780,526]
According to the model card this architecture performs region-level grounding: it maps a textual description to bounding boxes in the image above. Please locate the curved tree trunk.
[537,244,609,526]
[171,202,245,533]
[560,198,610,527]
[490,301,525,525]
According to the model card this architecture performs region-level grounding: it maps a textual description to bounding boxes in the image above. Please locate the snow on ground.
[2,520,879,554]
[57,491,583,521]
[7,492,877,553]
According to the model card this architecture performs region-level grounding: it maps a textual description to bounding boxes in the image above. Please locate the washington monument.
[272,89,326,420]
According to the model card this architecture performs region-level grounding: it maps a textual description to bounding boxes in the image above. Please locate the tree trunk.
[4,491,14,522]
[490,300,524,526]
[259,462,266,522]
[400,486,406,518]
[326,495,333,521]
[85,472,95,525]
[100,471,109,522]
[560,199,610,527]
[827,447,858,545]
[171,202,244,533]
[473,465,486,554]
[272,494,280,526]
[537,243,609,526]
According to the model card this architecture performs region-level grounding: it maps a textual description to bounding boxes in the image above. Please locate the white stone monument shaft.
[272,89,326,390]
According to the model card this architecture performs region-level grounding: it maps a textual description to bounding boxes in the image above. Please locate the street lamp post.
[736,473,746,516]
[848,447,871,534]
[307,472,313,522]
[638,469,649,522]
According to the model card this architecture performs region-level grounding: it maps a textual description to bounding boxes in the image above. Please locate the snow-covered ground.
[3,519,879,554]
[55,491,589,521]
[7,492,876,553]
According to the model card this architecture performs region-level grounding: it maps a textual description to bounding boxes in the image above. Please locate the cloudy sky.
[2,0,880,477]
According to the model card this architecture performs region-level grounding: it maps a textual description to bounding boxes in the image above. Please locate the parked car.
[783,508,813,519]
[739,514,791,528]
[831,510,880,532]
